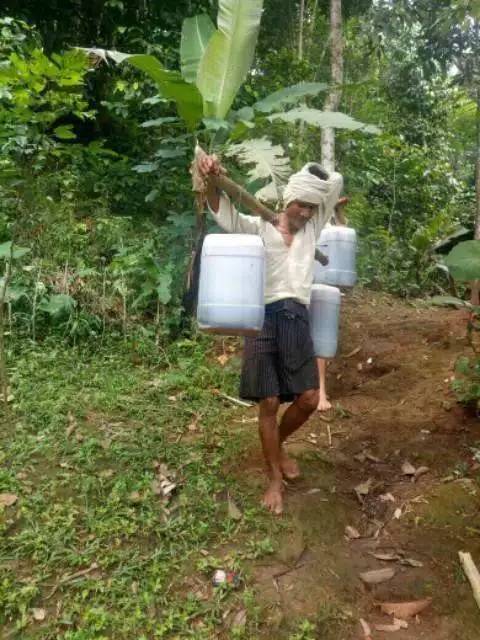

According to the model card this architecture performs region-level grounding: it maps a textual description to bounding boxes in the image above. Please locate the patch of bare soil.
[233,290,480,639]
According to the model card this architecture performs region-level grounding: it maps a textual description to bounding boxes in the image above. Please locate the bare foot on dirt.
[280,449,300,480]
[262,481,283,515]
[317,392,332,412]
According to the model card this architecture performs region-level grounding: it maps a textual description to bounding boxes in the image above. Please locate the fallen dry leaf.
[151,480,162,495]
[400,557,423,568]
[345,525,361,540]
[375,623,400,632]
[380,493,396,502]
[217,354,230,367]
[32,608,46,621]
[360,567,396,585]
[378,598,432,619]
[414,466,430,481]
[231,608,247,629]
[128,491,142,504]
[66,411,77,437]
[370,552,400,562]
[188,418,199,432]
[375,617,408,632]
[394,618,408,629]
[354,478,373,502]
[227,495,243,521]
[0,493,18,507]
[359,618,373,639]
[345,346,361,358]
[99,469,114,479]
[158,479,176,497]
[401,461,416,476]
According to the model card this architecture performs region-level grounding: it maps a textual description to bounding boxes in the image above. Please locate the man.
[199,154,343,514]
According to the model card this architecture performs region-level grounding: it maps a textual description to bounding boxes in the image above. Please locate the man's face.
[284,200,317,232]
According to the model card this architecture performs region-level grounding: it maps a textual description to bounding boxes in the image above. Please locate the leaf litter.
[375,618,408,632]
[0,493,18,507]
[227,493,243,521]
[377,598,432,618]
[32,608,46,622]
[401,460,430,482]
[360,567,396,584]
[354,478,373,503]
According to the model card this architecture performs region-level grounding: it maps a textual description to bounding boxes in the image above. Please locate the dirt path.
[231,290,480,639]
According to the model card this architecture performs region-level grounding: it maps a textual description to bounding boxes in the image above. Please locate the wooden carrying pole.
[192,144,277,223]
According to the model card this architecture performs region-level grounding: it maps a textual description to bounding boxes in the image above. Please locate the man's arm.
[198,153,261,235]
[206,178,220,213]
[208,193,262,235]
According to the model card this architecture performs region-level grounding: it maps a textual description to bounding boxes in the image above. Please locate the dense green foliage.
[0,3,477,349]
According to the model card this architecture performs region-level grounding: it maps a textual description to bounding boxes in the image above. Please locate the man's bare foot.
[280,448,300,480]
[262,480,283,515]
[317,392,332,412]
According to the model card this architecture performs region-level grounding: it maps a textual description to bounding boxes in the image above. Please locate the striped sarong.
[239,298,319,403]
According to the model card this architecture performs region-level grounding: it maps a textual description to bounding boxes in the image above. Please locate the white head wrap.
[283,163,332,206]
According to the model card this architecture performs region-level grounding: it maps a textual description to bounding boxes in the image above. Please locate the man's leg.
[258,396,283,514]
[278,388,319,478]
[316,357,332,411]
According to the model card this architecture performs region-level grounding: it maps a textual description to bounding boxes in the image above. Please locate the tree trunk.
[470,87,480,305]
[321,0,344,172]
[475,89,480,242]
[298,0,305,60]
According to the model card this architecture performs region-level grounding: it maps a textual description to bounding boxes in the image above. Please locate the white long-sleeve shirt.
[208,171,343,305]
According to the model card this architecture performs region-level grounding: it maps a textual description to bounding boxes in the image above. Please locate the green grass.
[0,333,276,639]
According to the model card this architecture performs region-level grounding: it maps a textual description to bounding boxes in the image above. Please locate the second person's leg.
[316,357,332,411]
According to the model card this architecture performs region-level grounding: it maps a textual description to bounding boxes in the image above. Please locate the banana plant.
[83,0,379,202]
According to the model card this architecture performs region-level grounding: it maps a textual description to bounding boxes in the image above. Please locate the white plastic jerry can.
[309,284,341,358]
[314,226,357,287]
[197,234,265,336]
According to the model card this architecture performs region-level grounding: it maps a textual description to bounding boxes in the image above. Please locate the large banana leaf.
[126,55,203,130]
[181,14,215,83]
[268,108,381,133]
[197,0,264,119]
[444,240,480,281]
[254,82,328,113]
[79,49,203,130]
